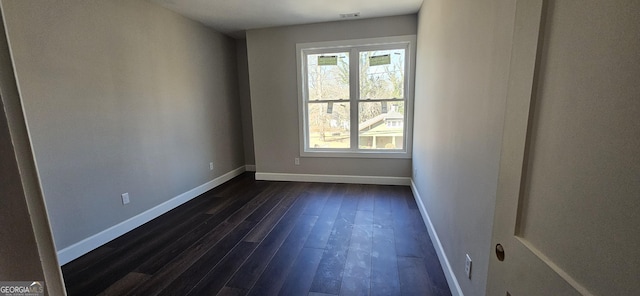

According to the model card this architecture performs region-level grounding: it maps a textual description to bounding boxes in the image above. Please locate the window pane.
[359,49,405,100]
[307,52,349,101]
[308,102,350,149]
[359,102,404,149]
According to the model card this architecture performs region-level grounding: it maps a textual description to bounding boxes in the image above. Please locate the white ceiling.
[150,0,423,38]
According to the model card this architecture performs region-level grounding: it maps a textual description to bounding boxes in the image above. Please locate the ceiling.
[150,0,423,38]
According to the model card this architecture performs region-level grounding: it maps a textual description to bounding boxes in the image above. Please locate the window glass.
[359,49,405,100]
[307,102,350,149]
[358,102,404,150]
[307,52,349,101]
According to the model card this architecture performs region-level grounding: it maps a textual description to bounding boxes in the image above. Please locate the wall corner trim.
[56,165,247,265]
[256,172,411,185]
[245,164,256,172]
[410,179,464,296]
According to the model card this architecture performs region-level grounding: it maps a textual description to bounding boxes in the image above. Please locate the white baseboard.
[410,179,464,296]
[245,164,256,172]
[56,166,246,265]
[255,172,411,186]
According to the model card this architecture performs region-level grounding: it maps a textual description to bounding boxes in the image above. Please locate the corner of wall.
[410,180,464,296]
[57,166,247,265]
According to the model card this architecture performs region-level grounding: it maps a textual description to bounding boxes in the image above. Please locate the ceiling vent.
[340,12,361,18]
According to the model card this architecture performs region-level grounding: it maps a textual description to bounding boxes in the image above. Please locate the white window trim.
[296,35,416,159]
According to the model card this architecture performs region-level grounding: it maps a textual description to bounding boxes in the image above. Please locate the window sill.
[300,150,411,159]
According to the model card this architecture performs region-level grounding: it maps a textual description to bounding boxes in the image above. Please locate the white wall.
[412,0,515,294]
[246,15,416,178]
[2,0,245,254]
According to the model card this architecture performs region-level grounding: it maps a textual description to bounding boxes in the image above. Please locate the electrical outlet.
[121,193,130,205]
[465,254,472,279]
[209,162,214,171]
[413,168,418,178]
[294,157,300,165]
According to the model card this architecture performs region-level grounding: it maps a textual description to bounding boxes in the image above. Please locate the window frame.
[296,35,416,158]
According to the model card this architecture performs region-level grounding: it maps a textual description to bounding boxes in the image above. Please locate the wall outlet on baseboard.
[294,157,300,165]
[121,193,130,205]
[209,162,214,171]
[465,253,472,279]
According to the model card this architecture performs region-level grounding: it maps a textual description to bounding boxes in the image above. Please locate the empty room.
[0,0,638,295]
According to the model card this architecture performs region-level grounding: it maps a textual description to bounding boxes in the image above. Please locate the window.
[297,36,415,158]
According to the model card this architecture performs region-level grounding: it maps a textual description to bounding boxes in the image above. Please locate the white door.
[487,0,640,295]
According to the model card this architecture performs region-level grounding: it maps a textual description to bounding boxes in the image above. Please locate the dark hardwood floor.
[62,173,452,296]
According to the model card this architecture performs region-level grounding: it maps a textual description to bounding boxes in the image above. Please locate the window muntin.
[298,36,414,158]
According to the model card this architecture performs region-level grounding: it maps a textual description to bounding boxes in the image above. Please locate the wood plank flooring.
[62,173,452,296]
